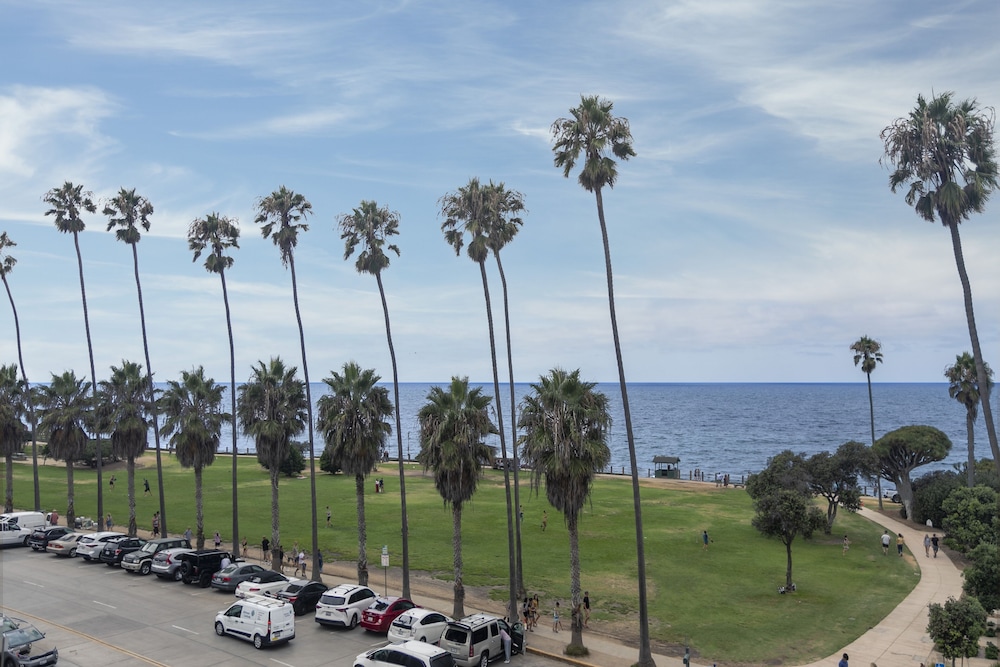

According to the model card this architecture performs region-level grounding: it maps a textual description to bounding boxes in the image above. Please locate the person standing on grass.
[326,505,331,528]
[143,477,150,496]
[702,530,710,550]
[842,534,850,555]
[881,530,890,555]
[541,511,548,532]
[896,533,904,556]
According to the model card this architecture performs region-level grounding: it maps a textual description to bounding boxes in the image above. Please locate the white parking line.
[171,625,198,635]
[22,580,44,588]
[269,659,296,667]
[92,600,116,609]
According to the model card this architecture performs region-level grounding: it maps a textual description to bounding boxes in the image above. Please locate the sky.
[1,0,999,386]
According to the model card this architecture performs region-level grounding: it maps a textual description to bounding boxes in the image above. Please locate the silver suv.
[439,614,523,667]
[121,537,191,575]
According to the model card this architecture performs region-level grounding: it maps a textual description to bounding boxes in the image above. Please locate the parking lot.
[0,544,565,667]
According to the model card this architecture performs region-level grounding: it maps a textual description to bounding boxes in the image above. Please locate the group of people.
[373,478,386,493]
[521,592,591,634]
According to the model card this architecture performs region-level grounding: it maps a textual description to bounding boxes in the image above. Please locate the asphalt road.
[0,544,557,667]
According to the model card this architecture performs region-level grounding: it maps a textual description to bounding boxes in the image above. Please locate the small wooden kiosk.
[653,455,681,479]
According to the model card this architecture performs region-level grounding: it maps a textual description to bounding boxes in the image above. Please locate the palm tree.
[0,364,29,512]
[254,186,321,578]
[882,92,1000,479]
[417,377,496,619]
[103,187,168,535]
[851,335,884,508]
[0,232,40,511]
[337,201,411,597]
[518,368,611,651]
[317,362,392,586]
[188,212,242,556]
[945,352,994,487]
[98,360,150,536]
[439,178,519,619]
[43,182,103,522]
[36,371,92,528]
[551,94,654,667]
[237,358,307,571]
[160,366,227,549]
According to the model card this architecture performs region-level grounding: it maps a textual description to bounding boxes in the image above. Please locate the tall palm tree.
[188,212,242,556]
[0,232,40,511]
[439,178,518,619]
[43,182,103,522]
[0,364,29,512]
[317,362,392,586]
[103,188,168,534]
[551,94,654,667]
[945,352,994,487]
[160,366,227,549]
[36,371,91,528]
[237,357,307,572]
[882,92,1000,479]
[254,186,321,578]
[337,201,411,597]
[518,368,611,651]
[850,335,884,508]
[98,360,150,536]
[417,377,496,619]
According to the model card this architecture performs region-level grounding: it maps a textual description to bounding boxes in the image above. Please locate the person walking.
[552,601,562,632]
[106,513,113,531]
[325,506,332,528]
[583,591,591,628]
[241,536,248,554]
[297,550,306,577]
[702,530,710,550]
[214,531,222,549]
[143,478,150,496]
[184,527,193,544]
[152,512,159,537]
[261,537,270,563]
[896,533,905,557]
[842,534,850,555]
[931,533,940,558]
[923,533,931,557]
[541,511,548,532]
[880,530,891,555]
[839,653,849,667]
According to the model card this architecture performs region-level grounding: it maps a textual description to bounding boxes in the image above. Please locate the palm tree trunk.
[4,454,12,512]
[130,245,167,535]
[127,457,137,536]
[287,255,320,581]
[452,501,465,620]
[73,231,102,527]
[3,275,40,512]
[784,540,794,589]
[867,373,882,509]
[270,468,281,573]
[66,461,75,529]
[477,260,518,622]
[567,511,585,650]
[594,187,655,667]
[220,271,240,558]
[195,465,204,549]
[966,411,975,488]
[376,271,410,599]
[356,473,368,585]
[948,223,1000,477]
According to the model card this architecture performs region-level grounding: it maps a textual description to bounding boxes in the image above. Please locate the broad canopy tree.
[873,425,952,520]
[805,440,877,533]
[927,596,987,667]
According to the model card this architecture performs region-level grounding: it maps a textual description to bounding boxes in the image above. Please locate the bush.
[257,442,307,478]
[911,470,962,526]
[942,486,998,553]
[985,643,998,660]
[963,543,999,614]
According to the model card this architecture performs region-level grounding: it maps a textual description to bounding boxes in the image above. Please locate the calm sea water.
[205,382,986,482]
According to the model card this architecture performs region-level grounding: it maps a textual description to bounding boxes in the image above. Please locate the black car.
[210,562,267,592]
[276,580,328,615]
[99,536,146,566]
[27,526,73,552]
[177,549,232,587]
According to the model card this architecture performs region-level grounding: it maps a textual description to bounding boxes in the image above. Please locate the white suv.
[75,532,125,561]
[314,584,376,629]
[355,640,455,667]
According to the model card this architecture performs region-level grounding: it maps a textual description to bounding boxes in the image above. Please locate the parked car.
[75,532,125,561]
[361,596,418,633]
[1,615,59,667]
[45,532,87,557]
[235,572,293,599]
[439,614,524,667]
[99,536,146,567]
[388,608,454,645]
[315,583,377,629]
[210,562,267,592]
[275,580,328,616]
[214,595,295,649]
[150,547,194,581]
[27,526,73,552]
[121,536,191,575]
[355,640,455,667]
[177,550,232,587]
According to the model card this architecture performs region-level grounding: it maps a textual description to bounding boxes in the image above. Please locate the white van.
[0,512,46,547]
[214,595,295,649]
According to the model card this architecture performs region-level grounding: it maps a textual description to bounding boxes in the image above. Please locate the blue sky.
[1,0,999,385]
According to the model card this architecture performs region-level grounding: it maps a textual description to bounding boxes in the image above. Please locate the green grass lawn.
[4,454,918,664]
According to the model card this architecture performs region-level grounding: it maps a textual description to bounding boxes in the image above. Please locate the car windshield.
[284,583,305,593]
[4,625,45,649]
[219,565,238,574]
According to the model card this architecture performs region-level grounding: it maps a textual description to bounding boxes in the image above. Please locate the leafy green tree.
[278,443,307,478]
[338,200,411,598]
[189,212,242,557]
[805,440,877,533]
[551,94,654,667]
[98,360,150,536]
[518,368,611,652]
[254,186,320,579]
[103,187,168,535]
[237,357,307,571]
[911,470,963,527]
[927,596,987,667]
[317,362,392,586]
[0,363,29,512]
[160,366,227,549]
[43,182,103,522]
[883,92,1000,480]
[851,335,884,508]
[0,232,40,511]
[36,370,92,528]
[746,450,825,590]
[944,352,993,488]
[874,425,952,520]
[417,377,496,619]
[962,542,999,614]
[941,485,998,553]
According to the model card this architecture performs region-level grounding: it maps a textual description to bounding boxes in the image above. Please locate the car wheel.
[173,568,184,582]
[69,547,77,557]
[479,651,489,667]
[253,634,264,649]
[199,573,212,588]
[215,622,225,637]
[139,561,152,575]
[349,613,358,629]
[106,561,116,567]
[180,562,193,583]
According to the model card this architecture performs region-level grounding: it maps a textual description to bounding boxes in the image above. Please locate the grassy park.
[3,454,918,663]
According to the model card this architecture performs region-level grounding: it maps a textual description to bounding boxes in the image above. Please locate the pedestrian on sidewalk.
[241,536,248,554]
[500,624,511,663]
[152,512,159,537]
[838,653,848,667]
[880,530,890,555]
[931,533,939,558]
[552,601,562,632]
[261,537,270,563]
[923,533,931,557]
[184,527,192,543]
[583,591,591,628]
[896,533,904,556]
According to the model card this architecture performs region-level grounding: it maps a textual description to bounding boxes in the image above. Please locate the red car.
[360,597,419,633]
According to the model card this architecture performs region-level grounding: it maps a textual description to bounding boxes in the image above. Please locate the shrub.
[985,642,998,660]
[963,543,999,614]
[942,486,998,553]
[911,470,962,527]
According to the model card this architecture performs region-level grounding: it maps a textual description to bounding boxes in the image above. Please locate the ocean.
[206,382,988,484]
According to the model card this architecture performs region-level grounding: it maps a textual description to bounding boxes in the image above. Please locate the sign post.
[381,545,389,596]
